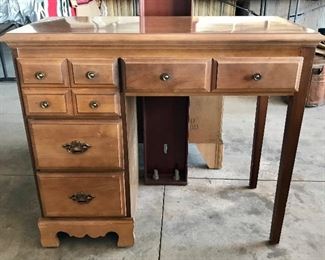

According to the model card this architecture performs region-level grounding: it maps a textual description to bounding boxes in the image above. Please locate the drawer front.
[29,120,123,170]
[38,172,126,217]
[23,88,72,116]
[70,59,116,86]
[124,58,211,93]
[72,89,120,116]
[17,58,68,86]
[214,57,303,93]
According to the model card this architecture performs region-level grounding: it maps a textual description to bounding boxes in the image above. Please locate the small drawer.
[29,120,123,170]
[214,57,303,93]
[22,88,73,116]
[72,89,120,116]
[70,59,116,86]
[123,58,211,93]
[17,58,68,86]
[37,172,126,217]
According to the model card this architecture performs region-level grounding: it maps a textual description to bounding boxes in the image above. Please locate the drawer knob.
[89,100,100,109]
[86,71,96,79]
[35,71,46,80]
[63,140,91,154]
[160,73,171,81]
[70,192,95,204]
[39,101,50,109]
[252,73,262,81]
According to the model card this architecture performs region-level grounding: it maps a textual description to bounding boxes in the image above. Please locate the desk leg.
[269,48,314,244]
[249,96,269,189]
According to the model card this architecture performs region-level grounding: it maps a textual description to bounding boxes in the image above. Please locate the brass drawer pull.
[160,73,171,81]
[39,100,50,109]
[86,71,96,79]
[63,140,91,154]
[252,73,262,81]
[35,71,46,80]
[70,192,95,204]
[89,100,100,109]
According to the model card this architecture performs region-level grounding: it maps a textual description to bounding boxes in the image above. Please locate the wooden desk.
[1,16,323,248]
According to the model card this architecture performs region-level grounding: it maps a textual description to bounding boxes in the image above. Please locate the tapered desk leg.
[249,96,269,189]
[269,48,315,244]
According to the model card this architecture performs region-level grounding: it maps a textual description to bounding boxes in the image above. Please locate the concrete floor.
[0,78,324,259]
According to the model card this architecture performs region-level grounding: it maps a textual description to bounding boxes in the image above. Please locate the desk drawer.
[214,57,303,93]
[70,59,116,86]
[23,88,72,116]
[38,172,126,217]
[123,58,211,93]
[72,89,120,116]
[29,120,123,170]
[17,58,68,86]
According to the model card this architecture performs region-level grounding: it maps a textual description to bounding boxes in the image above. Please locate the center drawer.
[29,120,123,170]
[123,58,212,93]
[37,172,126,217]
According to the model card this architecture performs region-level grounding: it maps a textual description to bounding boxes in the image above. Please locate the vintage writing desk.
[1,16,323,248]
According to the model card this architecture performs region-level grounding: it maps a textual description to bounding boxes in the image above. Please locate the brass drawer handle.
[89,100,100,109]
[160,73,171,81]
[86,71,96,79]
[35,71,46,80]
[70,192,95,204]
[39,100,50,109]
[63,140,91,154]
[252,73,262,81]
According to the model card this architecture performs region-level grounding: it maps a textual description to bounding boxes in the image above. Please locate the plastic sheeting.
[0,0,40,25]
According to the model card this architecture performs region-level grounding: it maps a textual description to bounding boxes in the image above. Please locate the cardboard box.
[76,0,101,16]
[189,96,224,168]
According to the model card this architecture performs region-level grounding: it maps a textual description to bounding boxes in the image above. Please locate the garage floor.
[0,79,324,259]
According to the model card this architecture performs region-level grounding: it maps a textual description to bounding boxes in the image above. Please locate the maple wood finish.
[38,172,126,217]
[1,16,323,247]
[123,58,211,93]
[214,57,303,93]
[17,58,69,86]
[72,88,121,116]
[29,120,123,170]
[22,88,73,116]
[70,59,117,86]
[38,218,134,247]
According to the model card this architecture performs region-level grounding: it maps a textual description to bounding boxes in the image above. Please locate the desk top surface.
[2,16,324,46]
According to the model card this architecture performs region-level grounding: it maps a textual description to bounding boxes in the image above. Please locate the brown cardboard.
[76,1,101,16]
[189,96,223,143]
[189,96,224,169]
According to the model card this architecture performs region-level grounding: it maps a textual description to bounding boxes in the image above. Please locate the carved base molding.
[38,218,134,248]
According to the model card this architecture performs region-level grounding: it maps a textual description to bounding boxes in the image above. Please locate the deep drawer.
[37,172,126,217]
[123,58,212,93]
[29,120,123,170]
[213,57,303,93]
